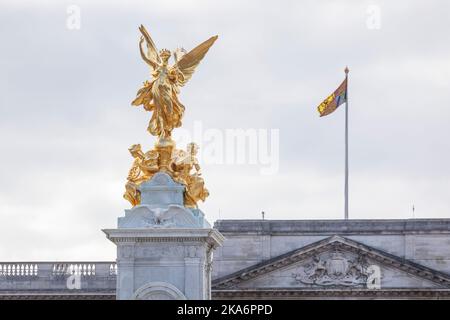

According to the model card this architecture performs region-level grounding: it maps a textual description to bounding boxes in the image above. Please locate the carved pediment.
[212,236,450,290]
[290,250,376,287]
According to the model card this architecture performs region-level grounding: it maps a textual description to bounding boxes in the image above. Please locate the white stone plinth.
[118,173,210,229]
[104,172,224,300]
[103,227,224,300]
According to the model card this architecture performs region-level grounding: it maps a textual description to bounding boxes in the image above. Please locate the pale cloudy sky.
[1,0,450,260]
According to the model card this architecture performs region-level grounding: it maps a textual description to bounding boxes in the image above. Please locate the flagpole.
[344,66,349,220]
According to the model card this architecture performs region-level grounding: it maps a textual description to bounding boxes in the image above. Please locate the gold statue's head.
[159,49,171,63]
[144,150,159,161]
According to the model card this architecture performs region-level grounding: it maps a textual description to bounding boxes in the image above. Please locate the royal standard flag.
[317,78,347,117]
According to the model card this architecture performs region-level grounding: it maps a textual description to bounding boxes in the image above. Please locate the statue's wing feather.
[139,25,161,64]
[174,35,218,86]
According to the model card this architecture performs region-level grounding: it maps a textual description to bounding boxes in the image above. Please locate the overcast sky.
[1,0,450,260]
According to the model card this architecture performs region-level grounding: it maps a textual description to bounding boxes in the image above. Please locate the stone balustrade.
[0,262,117,278]
[0,263,39,277]
[0,262,117,295]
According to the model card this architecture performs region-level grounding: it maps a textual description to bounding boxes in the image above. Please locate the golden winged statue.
[123,25,215,208]
[132,25,218,141]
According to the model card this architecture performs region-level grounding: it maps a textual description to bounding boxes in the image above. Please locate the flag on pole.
[317,78,347,117]
[316,67,350,219]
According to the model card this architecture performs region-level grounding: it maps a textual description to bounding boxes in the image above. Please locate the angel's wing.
[139,25,161,65]
[173,35,218,86]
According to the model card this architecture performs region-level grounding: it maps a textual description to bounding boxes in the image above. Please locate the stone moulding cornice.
[102,228,225,248]
[0,293,116,300]
[214,219,450,236]
[212,288,450,299]
[212,235,450,289]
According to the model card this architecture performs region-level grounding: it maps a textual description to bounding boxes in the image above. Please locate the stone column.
[103,172,224,300]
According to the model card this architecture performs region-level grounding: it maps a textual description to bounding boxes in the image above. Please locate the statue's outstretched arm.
[138,25,161,69]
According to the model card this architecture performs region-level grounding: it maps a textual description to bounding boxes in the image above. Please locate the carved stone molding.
[212,289,450,299]
[132,281,186,300]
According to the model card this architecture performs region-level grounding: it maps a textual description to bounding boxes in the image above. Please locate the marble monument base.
[103,228,224,300]
[103,172,224,300]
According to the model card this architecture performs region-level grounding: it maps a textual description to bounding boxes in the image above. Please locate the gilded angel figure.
[132,25,218,141]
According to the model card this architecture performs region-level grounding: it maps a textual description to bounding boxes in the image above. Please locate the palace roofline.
[214,218,450,234]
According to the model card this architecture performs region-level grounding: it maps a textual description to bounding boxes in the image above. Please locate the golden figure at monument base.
[123,25,216,208]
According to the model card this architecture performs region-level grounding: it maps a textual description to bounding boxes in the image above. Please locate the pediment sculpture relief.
[291,251,380,288]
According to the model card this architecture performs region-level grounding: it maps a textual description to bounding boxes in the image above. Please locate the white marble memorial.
[103,172,224,300]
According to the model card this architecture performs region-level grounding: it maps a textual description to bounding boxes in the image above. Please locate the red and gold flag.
[317,78,347,117]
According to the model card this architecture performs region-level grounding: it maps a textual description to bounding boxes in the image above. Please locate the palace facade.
[1,219,449,300]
